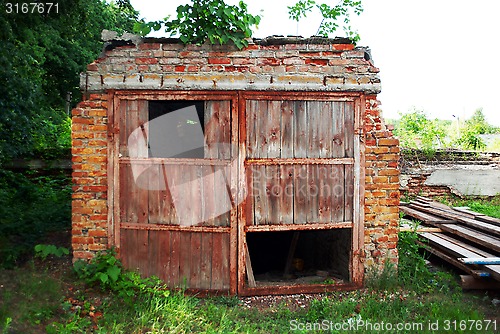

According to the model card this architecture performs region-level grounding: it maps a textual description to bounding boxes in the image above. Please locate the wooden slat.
[293,165,307,224]
[179,232,192,288]
[475,215,500,227]
[246,100,258,158]
[418,240,491,278]
[409,203,500,237]
[268,165,280,224]
[436,233,494,258]
[460,275,500,290]
[279,165,294,225]
[255,100,268,158]
[246,221,353,232]
[244,243,256,288]
[332,165,345,222]
[148,164,161,224]
[400,205,455,224]
[158,230,171,284]
[204,101,220,159]
[306,164,319,223]
[210,233,223,290]
[218,101,232,160]
[280,101,294,158]
[307,101,320,158]
[169,231,181,286]
[121,223,230,233]
[452,207,485,218]
[148,228,160,278]
[120,158,230,166]
[420,233,500,280]
[119,99,128,157]
[245,158,354,165]
[332,101,345,158]
[458,257,500,265]
[190,232,202,288]
[344,102,354,158]
[200,233,213,289]
[317,165,332,223]
[267,101,281,158]
[221,232,231,289]
[344,165,354,222]
[318,102,333,158]
[293,101,307,158]
[440,224,500,253]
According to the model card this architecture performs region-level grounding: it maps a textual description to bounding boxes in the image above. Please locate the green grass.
[2,233,498,334]
[438,195,500,219]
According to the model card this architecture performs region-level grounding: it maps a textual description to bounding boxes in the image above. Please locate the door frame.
[108,90,240,294]
[237,91,365,295]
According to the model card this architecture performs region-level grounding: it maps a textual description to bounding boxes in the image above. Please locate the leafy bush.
[34,244,70,260]
[134,0,261,49]
[73,249,170,303]
[0,170,71,268]
[288,0,363,42]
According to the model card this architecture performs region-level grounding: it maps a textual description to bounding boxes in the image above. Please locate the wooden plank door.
[111,92,238,294]
[238,92,364,294]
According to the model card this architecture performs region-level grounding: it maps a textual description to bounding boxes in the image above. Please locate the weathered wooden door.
[111,92,238,293]
[238,92,364,295]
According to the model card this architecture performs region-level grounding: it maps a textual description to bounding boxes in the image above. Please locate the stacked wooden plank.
[400,196,500,286]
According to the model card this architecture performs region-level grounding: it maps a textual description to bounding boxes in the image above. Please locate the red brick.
[135,57,158,65]
[305,58,328,66]
[139,43,161,50]
[208,57,231,65]
[72,236,94,244]
[175,65,186,72]
[257,58,281,66]
[378,169,399,176]
[332,44,355,51]
[88,229,107,237]
[87,63,98,71]
[378,138,399,146]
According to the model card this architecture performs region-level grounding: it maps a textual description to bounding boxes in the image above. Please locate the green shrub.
[0,170,71,268]
[73,249,170,304]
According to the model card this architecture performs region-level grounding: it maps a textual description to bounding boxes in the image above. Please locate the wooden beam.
[460,275,500,290]
[409,204,500,237]
[244,243,256,288]
[417,240,491,278]
[439,224,500,253]
[458,257,500,265]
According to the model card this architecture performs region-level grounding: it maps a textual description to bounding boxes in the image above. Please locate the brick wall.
[363,96,400,269]
[71,94,109,260]
[72,36,399,275]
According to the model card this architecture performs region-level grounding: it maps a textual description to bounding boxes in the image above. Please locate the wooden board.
[420,232,500,281]
[418,240,491,278]
[440,224,500,253]
[409,203,500,237]
[400,205,455,224]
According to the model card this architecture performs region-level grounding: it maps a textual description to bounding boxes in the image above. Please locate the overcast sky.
[129,0,500,126]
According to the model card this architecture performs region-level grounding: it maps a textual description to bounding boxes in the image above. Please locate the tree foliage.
[393,109,448,150]
[455,109,498,150]
[288,0,363,42]
[0,0,138,162]
[134,0,261,50]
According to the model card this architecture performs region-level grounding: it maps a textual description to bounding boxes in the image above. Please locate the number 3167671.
[5,3,59,14]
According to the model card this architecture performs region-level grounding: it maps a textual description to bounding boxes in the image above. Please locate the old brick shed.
[72,35,400,295]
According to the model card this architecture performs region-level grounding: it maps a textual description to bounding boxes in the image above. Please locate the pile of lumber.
[400,196,500,289]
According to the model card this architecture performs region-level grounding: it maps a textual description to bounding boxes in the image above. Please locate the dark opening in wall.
[246,229,351,286]
[148,100,205,158]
